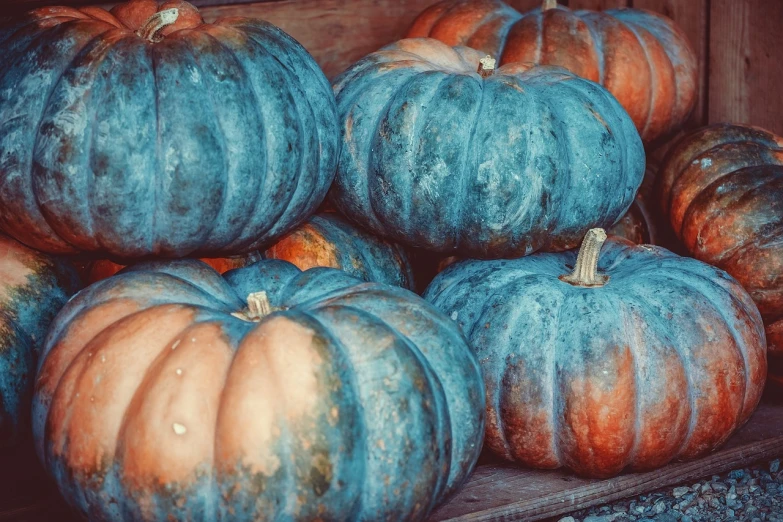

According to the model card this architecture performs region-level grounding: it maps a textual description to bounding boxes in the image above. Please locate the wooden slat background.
[2,0,782,132]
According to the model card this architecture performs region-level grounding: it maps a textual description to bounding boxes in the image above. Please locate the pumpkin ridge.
[233,30,308,246]
[199,26,268,252]
[617,21,657,141]
[8,23,112,253]
[176,34,232,251]
[685,168,783,264]
[240,29,319,246]
[306,303,448,518]
[638,270,753,430]
[33,30,127,254]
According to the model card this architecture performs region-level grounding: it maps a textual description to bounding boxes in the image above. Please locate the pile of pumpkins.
[0,0,779,520]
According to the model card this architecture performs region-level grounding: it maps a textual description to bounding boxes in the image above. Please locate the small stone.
[654,501,666,514]
[729,469,746,480]
[635,505,646,514]
[701,483,712,493]
[712,482,728,492]
[770,459,780,473]
[612,505,628,513]
[680,517,692,522]
[727,508,735,517]
[557,517,575,522]
[673,486,690,498]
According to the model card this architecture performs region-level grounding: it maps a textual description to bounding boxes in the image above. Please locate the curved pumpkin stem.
[232,291,273,322]
[136,8,179,43]
[559,228,610,287]
[542,0,558,11]
[478,55,496,78]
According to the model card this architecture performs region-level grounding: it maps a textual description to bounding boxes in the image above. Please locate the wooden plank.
[708,0,783,136]
[428,400,783,521]
[505,0,547,13]
[634,0,709,130]
[5,0,261,17]
[568,0,630,9]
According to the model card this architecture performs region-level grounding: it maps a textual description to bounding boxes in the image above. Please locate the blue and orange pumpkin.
[330,38,645,258]
[0,0,338,258]
[33,259,485,520]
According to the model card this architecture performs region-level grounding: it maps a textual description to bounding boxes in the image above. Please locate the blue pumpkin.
[0,235,80,447]
[425,230,766,477]
[0,0,338,258]
[33,258,485,521]
[330,38,645,258]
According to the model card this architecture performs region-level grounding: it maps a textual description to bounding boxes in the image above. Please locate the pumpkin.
[32,259,485,521]
[265,212,415,290]
[0,0,338,258]
[408,0,697,142]
[0,235,80,446]
[425,229,766,478]
[331,38,645,258]
[657,123,783,390]
[608,163,659,245]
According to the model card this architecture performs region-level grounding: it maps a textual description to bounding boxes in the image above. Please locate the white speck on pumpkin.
[451,311,458,321]
[90,397,95,402]
[191,338,196,343]
[176,368,182,376]
[173,423,187,435]
[100,355,106,363]
[171,340,180,350]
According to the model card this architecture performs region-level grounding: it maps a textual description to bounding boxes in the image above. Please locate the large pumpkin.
[331,38,645,258]
[32,259,484,521]
[425,229,766,478]
[408,0,697,142]
[265,212,414,290]
[0,235,80,446]
[0,0,338,258]
[657,123,783,389]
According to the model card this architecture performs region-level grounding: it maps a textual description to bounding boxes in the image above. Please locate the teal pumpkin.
[0,0,338,258]
[330,38,645,258]
[425,230,766,477]
[33,259,484,521]
[0,235,80,447]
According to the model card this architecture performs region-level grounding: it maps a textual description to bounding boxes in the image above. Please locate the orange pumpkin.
[84,255,258,284]
[408,0,698,142]
[658,123,783,390]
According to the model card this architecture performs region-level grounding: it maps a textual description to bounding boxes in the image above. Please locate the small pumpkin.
[425,229,766,477]
[0,0,338,258]
[408,0,697,142]
[657,123,783,389]
[33,259,484,521]
[0,235,80,446]
[332,38,645,258]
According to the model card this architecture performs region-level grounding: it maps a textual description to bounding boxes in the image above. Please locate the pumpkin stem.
[559,228,610,288]
[542,0,558,10]
[478,55,496,78]
[136,8,179,43]
[232,291,273,322]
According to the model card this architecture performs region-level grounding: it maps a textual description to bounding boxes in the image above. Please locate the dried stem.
[478,55,496,78]
[136,8,179,43]
[559,228,610,288]
[232,291,273,322]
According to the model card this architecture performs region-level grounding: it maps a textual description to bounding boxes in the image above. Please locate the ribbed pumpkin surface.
[33,259,484,521]
[425,237,766,477]
[658,123,783,389]
[0,0,338,258]
[0,235,80,446]
[332,38,644,258]
[408,0,697,142]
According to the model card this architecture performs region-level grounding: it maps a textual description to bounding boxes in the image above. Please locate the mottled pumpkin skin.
[408,0,697,142]
[0,235,80,447]
[32,259,484,521]
[425,238,766,478]
[0,0,338,258]
[332,38,644,258]
[264,212,415,290]
[658,123,783,390]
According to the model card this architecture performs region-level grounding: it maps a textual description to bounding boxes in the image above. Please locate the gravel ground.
[559,458,783,522]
